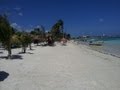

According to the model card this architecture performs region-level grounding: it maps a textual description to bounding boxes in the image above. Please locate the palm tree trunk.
[23,47,26,53]
[29,44,32,50]
[7,45,11,59]
[61,26,64,38]
[22,46,26,53]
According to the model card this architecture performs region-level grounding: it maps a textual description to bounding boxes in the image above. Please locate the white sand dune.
[0,42,120,90]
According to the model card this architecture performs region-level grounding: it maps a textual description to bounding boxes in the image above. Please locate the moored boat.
[89,39,104,46]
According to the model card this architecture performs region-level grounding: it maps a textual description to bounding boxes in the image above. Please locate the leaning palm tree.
[0,15,13,58]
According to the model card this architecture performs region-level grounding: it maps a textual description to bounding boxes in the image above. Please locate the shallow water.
[76,38,120,58]
[89,39,120,58]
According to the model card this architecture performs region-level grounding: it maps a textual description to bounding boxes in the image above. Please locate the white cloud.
[18,12,23,16]
[11,23,17,27]
[36,25,41,28]
[11,23,22,30]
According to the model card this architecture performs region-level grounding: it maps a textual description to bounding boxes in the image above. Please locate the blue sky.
[0,0,120,36]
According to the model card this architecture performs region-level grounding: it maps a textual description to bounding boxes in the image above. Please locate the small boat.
[89,39,104,46]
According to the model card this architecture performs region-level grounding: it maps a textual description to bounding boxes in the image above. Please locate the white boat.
[89,39,104,46]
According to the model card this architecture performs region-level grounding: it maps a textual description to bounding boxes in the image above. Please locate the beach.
[0,41,120,90]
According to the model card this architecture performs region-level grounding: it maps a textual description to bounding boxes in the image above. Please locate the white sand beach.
[0,41,120,90]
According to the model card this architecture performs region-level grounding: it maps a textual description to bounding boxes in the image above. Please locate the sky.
[0,0,120,36]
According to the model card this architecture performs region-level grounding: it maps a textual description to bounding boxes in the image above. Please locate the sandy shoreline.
[74,40,120,58]
[0,41,120,90]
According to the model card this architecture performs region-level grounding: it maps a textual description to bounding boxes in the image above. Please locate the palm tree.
[30,26,46,45]
[11,34,21,48]
[0,15,13,58]
[40,25,46,42]
[51,19,64,40]
[19,33,27,53]
[58,19,64,36]
[27,34,33,50]
[19,32,32,53]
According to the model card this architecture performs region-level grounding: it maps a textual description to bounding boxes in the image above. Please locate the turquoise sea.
[76,37,120,58]
[89,38,120,58]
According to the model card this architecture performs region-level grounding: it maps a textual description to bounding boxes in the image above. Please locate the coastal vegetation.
[0,15,13,58]
[51,19,64,40]
[0,14,71,59]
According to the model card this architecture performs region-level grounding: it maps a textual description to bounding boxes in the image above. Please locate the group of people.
[33,36,67,46]
[47,36,54,46]
[60,38,67,45]
[47,36,67,46]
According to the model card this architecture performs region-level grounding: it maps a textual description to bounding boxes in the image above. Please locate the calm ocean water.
[89,38,120,58]
[76,38,120,58]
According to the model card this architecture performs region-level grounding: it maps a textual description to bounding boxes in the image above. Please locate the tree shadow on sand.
[0,51,3,54]
[0,54,23,60]
[27,48,35,51]
[0,71,9,81]
[18,52,34,54]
